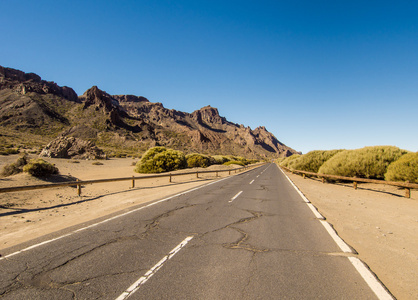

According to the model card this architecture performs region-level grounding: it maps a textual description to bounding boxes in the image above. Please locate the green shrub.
[318,146,408,179]
[186,153,211,168]
[135,147,187,173]
[385,152,418,183]
[1,154,29,177]
[226,156,251,165]
[0,148,19,155]
[224,160,245,166]
[212,155,231,165]
[23,158,59,177]
[290,150,343,173]
[279,154,301,169]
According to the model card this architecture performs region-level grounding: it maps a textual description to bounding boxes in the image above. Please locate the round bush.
[385,152,418,183]
[224,160,245,166]
[290,150,343,173]
[186,153,211,168]
[135,147,186,173]
[212,155,231,165]
[23,158,59,177]
[318,146,408,179]
[1,154,29,177]
[279,154,301,169]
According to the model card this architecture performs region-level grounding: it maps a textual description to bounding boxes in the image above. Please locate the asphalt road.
[0,164,387,299]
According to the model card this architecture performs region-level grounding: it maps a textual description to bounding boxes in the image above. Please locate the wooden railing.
[280,166,417,198]
[0,163,265,196]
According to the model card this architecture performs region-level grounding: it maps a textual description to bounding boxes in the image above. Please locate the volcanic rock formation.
[0,65,299,159]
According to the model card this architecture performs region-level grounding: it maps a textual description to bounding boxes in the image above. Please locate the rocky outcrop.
[0,66,78,102]
[40,136,106,160]
[0,66,299,158]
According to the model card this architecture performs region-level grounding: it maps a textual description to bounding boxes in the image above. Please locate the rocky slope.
[0,66,298,158]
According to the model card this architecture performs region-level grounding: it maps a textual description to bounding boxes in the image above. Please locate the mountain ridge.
[0,66,299,158]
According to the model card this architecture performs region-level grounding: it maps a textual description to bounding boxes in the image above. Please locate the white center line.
[249,180,255,185]
[229,191,243,203]
[115,236,194,300]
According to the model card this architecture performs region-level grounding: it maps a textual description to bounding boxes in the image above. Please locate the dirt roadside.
[284,170,417,300]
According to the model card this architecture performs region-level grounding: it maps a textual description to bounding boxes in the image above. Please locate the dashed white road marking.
[249,179,255,185]
[115,236,194,300]
[0,177,231,261]
[229,191,243,203]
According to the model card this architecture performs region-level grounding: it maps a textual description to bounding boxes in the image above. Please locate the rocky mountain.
[0,66,298,158]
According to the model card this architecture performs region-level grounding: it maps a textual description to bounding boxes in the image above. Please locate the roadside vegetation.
[134,146,257,174]
[384,152,418,183]
[278,146,416,183]
[1,154,28,177]
[1,154,59,177]
[286,150,343,173]
[23,158,59,177]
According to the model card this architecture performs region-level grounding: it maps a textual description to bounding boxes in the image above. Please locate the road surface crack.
[142,204,196,237]
[221,210,270,253]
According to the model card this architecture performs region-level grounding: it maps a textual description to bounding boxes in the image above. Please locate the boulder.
[40,136,106,160]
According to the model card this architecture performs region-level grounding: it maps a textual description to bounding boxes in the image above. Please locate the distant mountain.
[0,66,299,158]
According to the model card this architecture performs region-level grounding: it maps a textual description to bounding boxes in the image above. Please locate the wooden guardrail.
[0,163,265,196]
[280,166,417,198]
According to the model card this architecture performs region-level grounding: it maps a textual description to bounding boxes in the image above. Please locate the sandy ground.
[285,171,417,300]
[0,155,417,299]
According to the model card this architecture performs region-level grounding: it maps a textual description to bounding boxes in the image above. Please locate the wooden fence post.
[353,181,358,190]
[196,171,199,178]
[321,177,325,184]
[77,179,81,196]
[405,188,411,198]
[169,174,172,183]
[131,176,135,188]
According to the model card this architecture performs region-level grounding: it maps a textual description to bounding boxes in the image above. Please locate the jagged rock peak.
[191,105,226,125]
[79,86,119,111]
[0,66,41,82]
[113,94,149,103]
[0,65,79,102]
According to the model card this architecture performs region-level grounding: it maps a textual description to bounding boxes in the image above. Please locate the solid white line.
[0,176,232,261]
[277,166,351,253]
[249,180,255,185]
[115,236,194,300]
[229,191,243,203]
[348,257,393,300]
[306,203,325,220]
[278,167,310,203]
[320,220,352,253]
[277,165,393,298]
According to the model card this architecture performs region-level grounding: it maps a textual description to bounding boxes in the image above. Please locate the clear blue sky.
[1,0,417,154]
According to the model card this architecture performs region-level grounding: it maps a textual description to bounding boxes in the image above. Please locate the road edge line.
[348,257,394,300]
